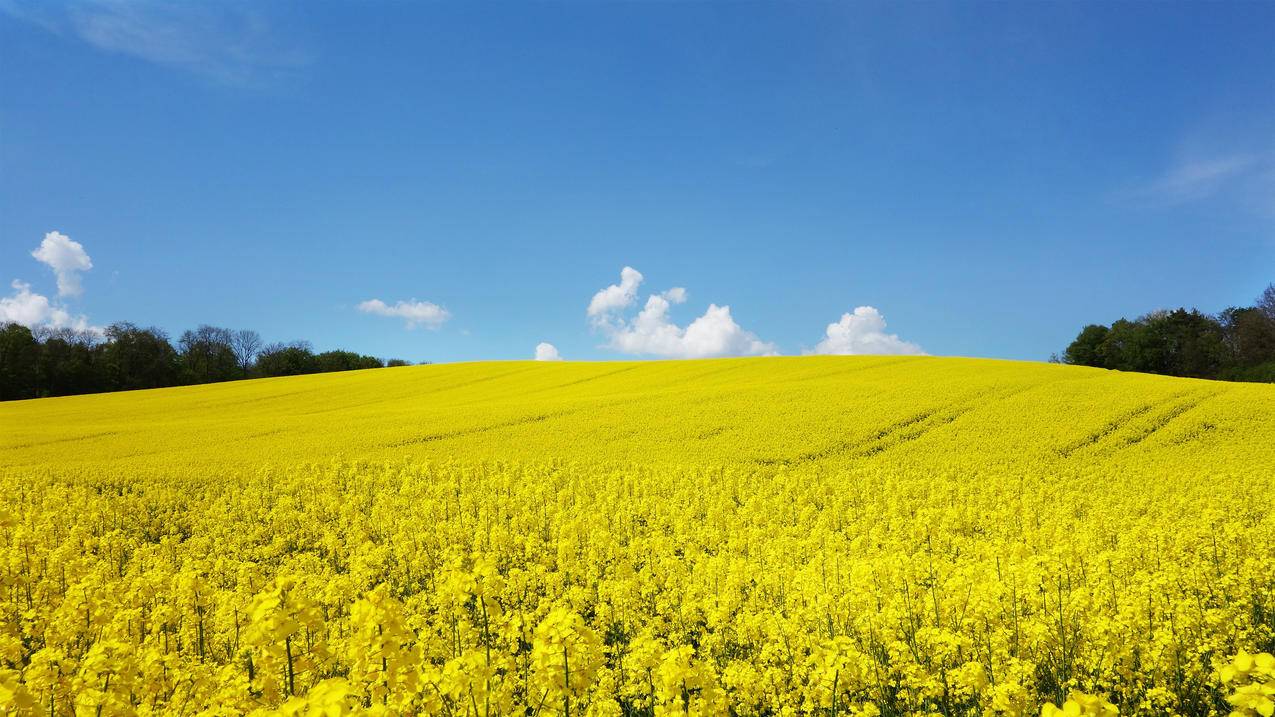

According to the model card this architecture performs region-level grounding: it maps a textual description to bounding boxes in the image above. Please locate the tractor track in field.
[6,431,120,450]
[521,365,642,394]
[1056,400,1165,457]
[412,366,541,397]
[383,394,639,447]
[1054,391,1214,457]
[756,383,1037,467]
[386,409,578,447]
[1120,391,1221,447]
[846,382,1039,459]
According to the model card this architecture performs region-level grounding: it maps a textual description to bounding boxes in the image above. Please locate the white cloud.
[534,342,563,361]
[31,231,92,297]
[0,280,97,333]
[661,287,687,304]
[4,231,100,334]
[587,267,777,359]
[1123,142,1275,215]
[0,281,52,326]
[358,298,450,330]
[1137,154,1260,203]
[587,266,643,320]
[809,306,924,356]
[0,0,310,85]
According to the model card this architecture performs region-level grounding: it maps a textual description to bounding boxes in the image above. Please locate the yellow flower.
[1041,691,1119,717]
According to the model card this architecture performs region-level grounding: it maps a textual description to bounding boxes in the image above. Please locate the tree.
[1153,309,1226,378]
[1258,283,1275,321]
[99,323,180,391]
[178,325,239,384]
[231,329,263,376]
[314,350,384,373]
[0,322,40,400]
[33,326,100,397]
[1060,284,1274,384]
[1,319,408,401]
[256,342,318,377]
[1088,311,1227,378]
[385,359,410,367]
[1097,318,1157,373]
[1063,325,1109,367]
[1219,306,1275,369]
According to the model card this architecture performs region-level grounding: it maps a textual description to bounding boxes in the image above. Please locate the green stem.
[563,642,570,717]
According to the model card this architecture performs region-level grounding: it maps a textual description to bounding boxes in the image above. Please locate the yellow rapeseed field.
[1,356,1273,716]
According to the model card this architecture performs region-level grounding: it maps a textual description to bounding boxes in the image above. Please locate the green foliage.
[178,325,240,384]
[314,349,384,372]
[1219,360,1275,384]
[100,322,181,390]
[1063,325,1108,367]
[1220,307,1275,368]
[255,342,319,377]
[1062,283,1275,383]
[1,322,404,401]
[0,323,40,400]
[35,327,99,396]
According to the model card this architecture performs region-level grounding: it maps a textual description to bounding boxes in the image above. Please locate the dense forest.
[0,322,411,401]
[1061,283,1275,382]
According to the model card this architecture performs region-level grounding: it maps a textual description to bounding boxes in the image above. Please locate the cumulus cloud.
[587,266,643,320]
[4,231,100,334]
[0,280,97,333]
[31,231,92,297]
[809,306,924,356]
[0,281,53,326]
[587,267,777,359]
[534,342,563,361]
[357,298,450,330]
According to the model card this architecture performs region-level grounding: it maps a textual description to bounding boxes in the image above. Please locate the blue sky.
[2,1,1273,363]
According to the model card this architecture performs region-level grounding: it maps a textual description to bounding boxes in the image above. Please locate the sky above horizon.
[2,1,1273,363]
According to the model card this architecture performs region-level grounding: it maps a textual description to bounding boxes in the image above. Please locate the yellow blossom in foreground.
[0,356,1272,715]
[1221,652,1275,717]
[1041,691,1119,717]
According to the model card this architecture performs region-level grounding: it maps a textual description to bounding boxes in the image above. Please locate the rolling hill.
[1,356,1272,715]
[3,355,1272,475]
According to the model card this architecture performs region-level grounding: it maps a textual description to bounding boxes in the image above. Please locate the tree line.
[0,322,412,401]
[1060,283,1275,382]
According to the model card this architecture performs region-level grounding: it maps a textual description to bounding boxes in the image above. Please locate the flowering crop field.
[1,356,1273,716]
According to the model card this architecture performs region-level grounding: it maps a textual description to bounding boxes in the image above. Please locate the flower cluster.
[0,357,1272,714]
[1219,652,1275,717]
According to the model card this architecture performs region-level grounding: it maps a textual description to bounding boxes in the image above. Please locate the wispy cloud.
[1123,147,1275,214]
[358,298,451,330]
[0,0,310,85]
[1136,154,1261,203]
